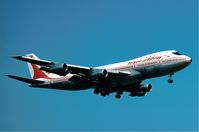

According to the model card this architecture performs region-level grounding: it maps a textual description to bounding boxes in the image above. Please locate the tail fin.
[26,54,50,79]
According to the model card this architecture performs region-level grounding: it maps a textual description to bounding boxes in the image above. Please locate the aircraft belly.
[135,62,187,79]
[53,81,91,90]
[31,79,91,91]
[100,76,141,89]
[134,65,169,79]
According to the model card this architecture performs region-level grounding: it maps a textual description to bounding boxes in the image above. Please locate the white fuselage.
[36,50,192,90]
[98,50,191,76]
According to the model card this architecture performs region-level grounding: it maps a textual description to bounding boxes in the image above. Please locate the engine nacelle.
[40,63,68,76]
[90,68,108,79]
[140,84,152,92]
[129,84,152,97]
[50,63,68,71]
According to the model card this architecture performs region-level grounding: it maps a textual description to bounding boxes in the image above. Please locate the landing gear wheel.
[100,91,107,96]
[168,79,173,84]
[168,72,174,84]
[115,94,121,99]
[94,89,100,94]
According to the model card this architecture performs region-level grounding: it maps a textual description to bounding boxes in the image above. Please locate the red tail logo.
[31,64,50,79]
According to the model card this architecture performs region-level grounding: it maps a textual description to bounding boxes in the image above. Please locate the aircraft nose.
[186,56,192,64]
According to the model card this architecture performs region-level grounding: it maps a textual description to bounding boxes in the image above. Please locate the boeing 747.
[7,50,192,99]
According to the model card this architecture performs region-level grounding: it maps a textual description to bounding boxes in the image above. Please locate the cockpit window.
[172,51,182,55]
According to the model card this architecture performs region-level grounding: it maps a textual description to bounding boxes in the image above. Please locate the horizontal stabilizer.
[6,75,44,84]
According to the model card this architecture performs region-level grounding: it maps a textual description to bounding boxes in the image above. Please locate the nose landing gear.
[168,79,173,83]
[168,73,174,84]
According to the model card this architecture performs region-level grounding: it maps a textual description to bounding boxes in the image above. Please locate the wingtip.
[6,74,13,77]
[12,56,23,60]
[6,75,14,78]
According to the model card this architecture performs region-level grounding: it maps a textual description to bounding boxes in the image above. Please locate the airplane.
[7,50,192,99]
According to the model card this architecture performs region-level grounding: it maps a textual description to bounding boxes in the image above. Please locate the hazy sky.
[0,0,198,131]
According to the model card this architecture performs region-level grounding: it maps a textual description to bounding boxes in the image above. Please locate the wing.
[13,55,91,76]
[13,56,53,65]
[13,55,132,80]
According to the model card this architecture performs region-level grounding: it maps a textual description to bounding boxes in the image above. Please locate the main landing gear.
[94,88,123,99]
[115,90,123,99]
[168,73,174,84]
[93,88,100,94]
[115,94,121,99]
[93,88,109,96]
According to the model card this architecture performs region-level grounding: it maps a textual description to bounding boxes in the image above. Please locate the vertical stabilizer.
[26,54,50,79]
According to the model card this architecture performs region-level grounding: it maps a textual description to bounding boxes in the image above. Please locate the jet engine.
[129,84,152,97]
[90,68,108,79]
[40,63,68,76]
[140,84,152,92]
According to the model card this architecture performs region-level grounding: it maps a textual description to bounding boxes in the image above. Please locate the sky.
[0,0,198,131]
